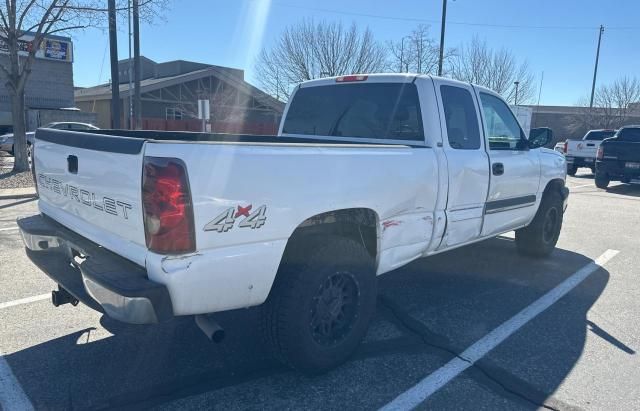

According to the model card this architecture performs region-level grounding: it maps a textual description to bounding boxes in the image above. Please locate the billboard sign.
[0,34,73,62]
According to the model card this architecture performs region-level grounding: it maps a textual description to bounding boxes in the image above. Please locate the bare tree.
[569,76,640,135]
[0,0,166,172]
[597,76,640,124]
[387,24,453,74]
[448,37,534,104]
[256,20,387,100]
[168,80,244,125]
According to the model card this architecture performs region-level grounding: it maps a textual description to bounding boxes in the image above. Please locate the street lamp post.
[514,81,520,105]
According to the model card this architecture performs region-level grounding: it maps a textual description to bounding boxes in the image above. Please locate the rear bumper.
[565,156,595,168]
[596,160,640,180]
[17,214,173,324]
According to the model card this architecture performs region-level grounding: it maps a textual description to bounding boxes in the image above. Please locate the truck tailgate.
[34,129,148,266]
[602,141,640,162]
[566,140,599,158]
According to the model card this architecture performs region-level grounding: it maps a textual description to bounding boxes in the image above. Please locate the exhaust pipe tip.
[195,314,225,343]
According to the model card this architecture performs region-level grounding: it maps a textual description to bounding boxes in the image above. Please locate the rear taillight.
[336,75,368,82]
[563,141,568,154]
[142,157,195,254]
[597,146,604,160]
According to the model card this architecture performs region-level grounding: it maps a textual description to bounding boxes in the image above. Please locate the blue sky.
[70,0,640,106]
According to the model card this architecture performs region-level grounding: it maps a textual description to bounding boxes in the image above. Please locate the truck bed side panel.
[143,141,439,314]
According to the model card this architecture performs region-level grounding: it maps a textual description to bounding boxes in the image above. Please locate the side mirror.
[528,127,553,149]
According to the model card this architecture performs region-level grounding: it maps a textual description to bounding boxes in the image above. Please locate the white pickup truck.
[19,74,568,373]
[564,129,616,175]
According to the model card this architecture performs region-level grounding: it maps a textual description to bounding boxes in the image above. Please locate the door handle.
[492,162,504,176]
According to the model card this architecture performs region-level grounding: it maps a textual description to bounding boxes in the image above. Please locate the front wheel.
[515,190,563,258]
[595,173,610,189]
[261,236,377,374]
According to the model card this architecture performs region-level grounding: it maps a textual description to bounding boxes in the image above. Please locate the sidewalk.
[0,187,37,200]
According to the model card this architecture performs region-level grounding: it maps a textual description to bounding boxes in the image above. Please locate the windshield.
[584,130,615,140]
[283,83,424,142]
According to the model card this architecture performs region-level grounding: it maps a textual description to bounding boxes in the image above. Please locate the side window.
[479,93,526,150]
[440,85,481,149]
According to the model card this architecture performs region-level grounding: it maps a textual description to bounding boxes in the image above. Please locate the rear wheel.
[515,190,563,258]
[595,172,610,189]
[261,236,377,374]
[567,164,577,176]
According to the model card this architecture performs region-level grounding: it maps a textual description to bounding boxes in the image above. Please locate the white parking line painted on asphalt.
[0,226,19,232]
[569,183,596,189]
[0,354,34,411]
[379,249,620,411]
[0,294,50,310]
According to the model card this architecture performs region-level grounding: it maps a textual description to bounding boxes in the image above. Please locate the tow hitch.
[51,285,79,307]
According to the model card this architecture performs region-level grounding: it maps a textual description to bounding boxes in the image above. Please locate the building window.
[166,107,183,120]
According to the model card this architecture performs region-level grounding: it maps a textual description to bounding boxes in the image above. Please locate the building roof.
[75,65,283,112]
[524,104,640,115]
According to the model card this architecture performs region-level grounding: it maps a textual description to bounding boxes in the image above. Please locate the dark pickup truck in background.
[595,125,640,188]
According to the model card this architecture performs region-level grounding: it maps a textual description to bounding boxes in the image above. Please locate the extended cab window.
[282,83,424,142]
[440,85,481,149]
[480,93,526,150]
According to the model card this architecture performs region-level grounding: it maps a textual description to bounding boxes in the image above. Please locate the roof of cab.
[297,73,491,93]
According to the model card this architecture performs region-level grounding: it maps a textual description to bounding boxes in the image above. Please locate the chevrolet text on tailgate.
[20,74,568,373]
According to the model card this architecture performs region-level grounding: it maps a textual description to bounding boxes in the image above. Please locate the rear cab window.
[282,82,424,143]
[619,128,640,142]
[584,131,616,141]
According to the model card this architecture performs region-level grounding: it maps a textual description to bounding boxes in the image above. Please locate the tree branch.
[16,0,37,31]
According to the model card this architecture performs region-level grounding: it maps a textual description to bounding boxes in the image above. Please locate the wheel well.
[543,178,566,199]
[285,208,379,259]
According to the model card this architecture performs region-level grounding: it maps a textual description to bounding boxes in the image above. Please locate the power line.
[270,1,640,31]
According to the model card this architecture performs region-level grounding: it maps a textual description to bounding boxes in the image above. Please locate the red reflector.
[336,75,368,83]
[563,141,568,154]
[142,157,195,254]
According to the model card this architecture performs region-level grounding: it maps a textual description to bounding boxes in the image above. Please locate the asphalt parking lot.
[1,169,639,410]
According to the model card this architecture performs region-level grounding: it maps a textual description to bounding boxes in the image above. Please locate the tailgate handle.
[587,143,595,147]
[67,155,78,174]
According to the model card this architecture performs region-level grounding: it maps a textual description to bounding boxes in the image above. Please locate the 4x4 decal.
[204,204,267,232]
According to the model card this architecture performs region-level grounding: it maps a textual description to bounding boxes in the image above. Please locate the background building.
[0,33,96,135]
[528,104,640,144]
[75,57,284,134]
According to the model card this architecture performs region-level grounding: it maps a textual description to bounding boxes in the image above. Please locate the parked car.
[18,74,568,373]
[554,141,565,153]
[595,125,640,188]
[0,122,98,155]
[564,129,616,175]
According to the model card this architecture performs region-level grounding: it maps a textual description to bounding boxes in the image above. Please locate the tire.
[595,173,610,189]
[261,235,377,374]
[515,190,563,258]
[590,167,596,175]
[567,164,577,176]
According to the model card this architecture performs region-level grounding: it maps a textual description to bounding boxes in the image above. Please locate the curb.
[0,189,37,200]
